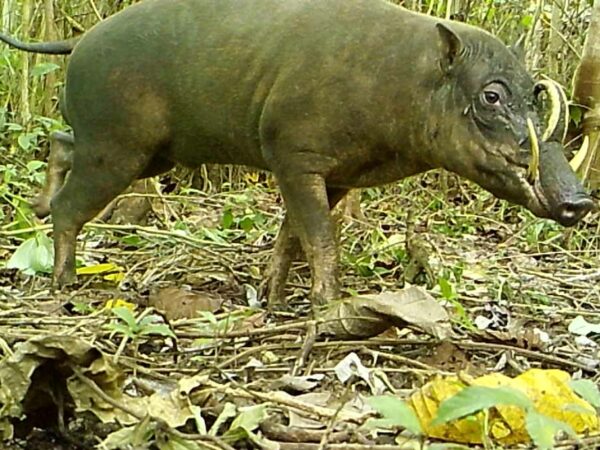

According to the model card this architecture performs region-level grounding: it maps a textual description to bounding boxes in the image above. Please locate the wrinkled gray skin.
[1,0,594,306]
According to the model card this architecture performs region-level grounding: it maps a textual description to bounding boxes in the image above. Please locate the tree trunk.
[573,0,600,187]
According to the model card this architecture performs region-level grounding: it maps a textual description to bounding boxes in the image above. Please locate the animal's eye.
[483,90,500,105]
[480,82,508,107]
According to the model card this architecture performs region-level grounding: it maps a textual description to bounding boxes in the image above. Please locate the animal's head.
[432,22,595,226]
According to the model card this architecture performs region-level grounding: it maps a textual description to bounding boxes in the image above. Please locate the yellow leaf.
[409,376,484,442]
[104,299,136,311]
[76,263,123,275]
[512,370,597,433]
[409,369,599,445]
[104,272,125,283]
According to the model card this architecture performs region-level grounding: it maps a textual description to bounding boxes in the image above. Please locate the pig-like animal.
[0,0,594,307]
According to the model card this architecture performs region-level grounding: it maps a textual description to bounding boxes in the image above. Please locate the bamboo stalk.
[573,0,600,187]
[42,0,58,117]
[19,0,32,124]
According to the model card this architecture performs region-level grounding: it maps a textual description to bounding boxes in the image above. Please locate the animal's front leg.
[276,172,340,307]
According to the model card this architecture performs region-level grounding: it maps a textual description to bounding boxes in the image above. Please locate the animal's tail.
[0,33,79,54]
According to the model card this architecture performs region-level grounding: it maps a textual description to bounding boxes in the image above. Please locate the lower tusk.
[526,118,540,183]
[569,135,589,172]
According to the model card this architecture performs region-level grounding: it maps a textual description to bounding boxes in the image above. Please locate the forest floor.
[1,171,599,449]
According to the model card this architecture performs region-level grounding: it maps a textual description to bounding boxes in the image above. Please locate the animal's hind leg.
[50,139,157,287]
[32,131,74,218]
[265,214,302,308]
[32,129,173,223]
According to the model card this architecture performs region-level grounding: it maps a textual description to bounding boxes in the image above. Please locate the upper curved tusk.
[526,118,540,183]
[534,78,569,142]
[569,135,589,172]
[556,81,569,142]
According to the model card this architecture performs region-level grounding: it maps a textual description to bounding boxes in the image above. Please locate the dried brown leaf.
[149,286,223,320]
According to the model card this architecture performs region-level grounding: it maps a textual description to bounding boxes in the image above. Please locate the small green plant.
[570,379,600,408]
[6,232,54,275]
[192,310,249,352]
[524,220,561,247]
[71,300,95,315]
[106,307,175,342]
[438,275,474,330]
[364,395,423,435]
[221,404,270,445]
[221,207,266,233]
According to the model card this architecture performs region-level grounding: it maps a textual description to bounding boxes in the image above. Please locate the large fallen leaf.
[318,286,450,339]
[408,369,598,445]
[149,286,224,320]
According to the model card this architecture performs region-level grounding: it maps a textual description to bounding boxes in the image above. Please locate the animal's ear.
[436,23,464,73]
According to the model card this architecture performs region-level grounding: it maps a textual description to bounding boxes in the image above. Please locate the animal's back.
[63,0,442,169]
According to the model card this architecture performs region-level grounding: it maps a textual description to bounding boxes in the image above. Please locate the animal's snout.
[556,195,596,227]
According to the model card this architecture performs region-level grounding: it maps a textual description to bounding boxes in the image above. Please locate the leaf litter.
[1,175,600,449]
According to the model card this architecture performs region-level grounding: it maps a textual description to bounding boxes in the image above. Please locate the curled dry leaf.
[318,286,450,339]
[0,332,214,440]
[286,392,371,430]
[0,335,113,439]
[269,374,325,393]
[482,321,550,351]
[334,352,387,395]
[149,286,223,320]
[569,315,600,337]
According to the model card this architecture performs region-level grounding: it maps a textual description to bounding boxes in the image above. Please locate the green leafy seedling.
[438,276,474,330]
[525,411,576,450]
[7,232,54,275]
[570,379,600,409]
[107,307,175,341]
[433,385,580,450]
[432,386,533,426]
[222,404,271,446]
[364,395,423,435]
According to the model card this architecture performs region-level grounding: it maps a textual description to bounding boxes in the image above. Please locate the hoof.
[309,283,340,311]
[52,270,77,289]
[266,289,289,312]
